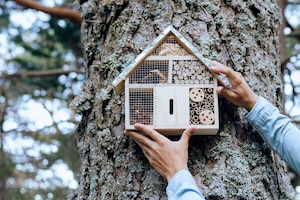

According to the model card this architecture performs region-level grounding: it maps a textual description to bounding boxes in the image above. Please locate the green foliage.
[0,9,10,31]
[0,1,83,199]
[0,152,15,178]
[6,187,73,200]
[285,34,299,58]
[7,17,81,94]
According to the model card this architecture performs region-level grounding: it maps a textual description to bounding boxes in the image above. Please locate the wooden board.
[155,86,189,127]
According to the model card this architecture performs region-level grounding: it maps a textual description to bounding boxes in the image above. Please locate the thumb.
[179,127,197,145]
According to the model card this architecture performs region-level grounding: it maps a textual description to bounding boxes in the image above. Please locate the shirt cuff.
[244,96,275,127]
[166,170,205,200]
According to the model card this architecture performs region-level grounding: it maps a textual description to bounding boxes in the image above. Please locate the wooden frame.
[113,26,219,135]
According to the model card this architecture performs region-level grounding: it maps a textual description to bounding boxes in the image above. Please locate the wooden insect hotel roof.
[112,25,215,94]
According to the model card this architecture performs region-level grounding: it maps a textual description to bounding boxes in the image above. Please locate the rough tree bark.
[71,0,295,199]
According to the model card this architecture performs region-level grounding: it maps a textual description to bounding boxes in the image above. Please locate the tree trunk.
[277,0,287,106]
[277,0,287,65]
[72,0,294,199]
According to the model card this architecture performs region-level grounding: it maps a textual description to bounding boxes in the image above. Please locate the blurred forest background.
[0,0,299,200]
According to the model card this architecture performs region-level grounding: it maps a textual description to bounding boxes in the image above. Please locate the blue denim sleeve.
[245,97,300,175]
[166,170,205,200]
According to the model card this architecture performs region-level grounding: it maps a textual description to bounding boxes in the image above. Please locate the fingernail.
[134,123,141,127]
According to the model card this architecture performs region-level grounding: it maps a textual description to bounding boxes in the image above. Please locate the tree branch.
[12,0,82,24]
[1,69,85,79]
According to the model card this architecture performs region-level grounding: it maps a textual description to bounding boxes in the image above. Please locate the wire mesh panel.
[152,34,189,56]
[189,87,215,125]
[129,88,153,125]
[129,60,169,84]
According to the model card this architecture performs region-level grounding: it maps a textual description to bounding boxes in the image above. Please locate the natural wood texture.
[119,31,219,135]
[72,0,295,199]
[155,86,189,127]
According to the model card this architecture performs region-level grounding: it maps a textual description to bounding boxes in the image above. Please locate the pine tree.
[73,0,295,199]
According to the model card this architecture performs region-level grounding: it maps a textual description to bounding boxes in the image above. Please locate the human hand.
[125,123,198,182]
[209,60,259,111]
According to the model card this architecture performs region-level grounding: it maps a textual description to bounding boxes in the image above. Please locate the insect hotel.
[113,26,227,135]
